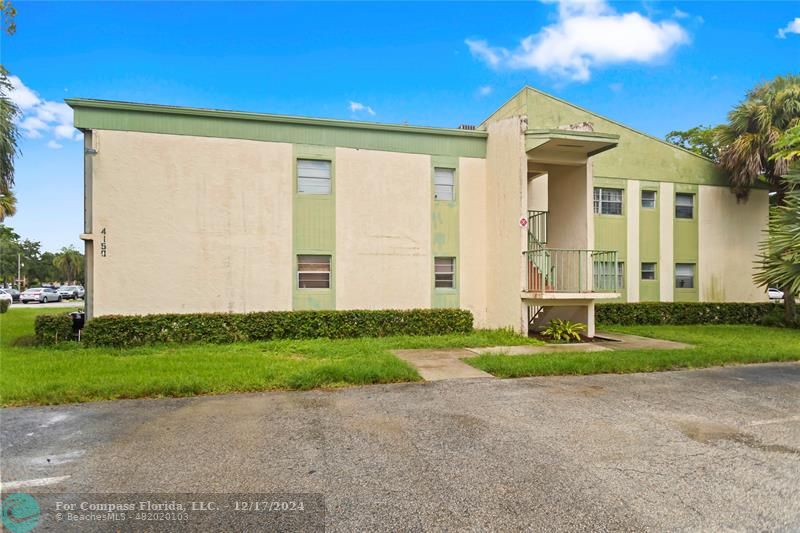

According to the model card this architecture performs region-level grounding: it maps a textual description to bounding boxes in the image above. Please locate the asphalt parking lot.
[2,363,799,531]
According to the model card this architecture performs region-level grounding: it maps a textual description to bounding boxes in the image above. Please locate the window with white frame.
[434,168,455,201]
[641,190,657,209]
[297,255,331,289]
[593,187,623,215]
[297,159,332,195]
[675,193,694,219]
[675,263,695,289]
[434,257,456,288]
[641,262,657,280]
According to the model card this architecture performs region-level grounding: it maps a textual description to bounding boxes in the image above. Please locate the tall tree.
[718,75,800,203]
[0,67,20,208]
[53,246,83,283]
[718,75,800,322]
[665,125,724,161]
[0,187,16,220]
[753,124,800,323]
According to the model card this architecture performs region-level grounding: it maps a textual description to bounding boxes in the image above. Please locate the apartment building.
[67,86,768,336]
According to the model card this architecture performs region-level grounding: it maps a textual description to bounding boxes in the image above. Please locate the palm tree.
[0,186,15,221]
[718,75,800,204]
[52,246,83,283]
[0,66,20,195]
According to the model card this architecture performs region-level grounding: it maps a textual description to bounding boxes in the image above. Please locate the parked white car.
[20,287,62,304]
[0,289,12,305]
[768,287,784,302]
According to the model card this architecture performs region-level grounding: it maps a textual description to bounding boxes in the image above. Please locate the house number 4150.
[100,227,108,257]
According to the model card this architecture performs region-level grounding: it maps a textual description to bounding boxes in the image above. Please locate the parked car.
[75,285,85,299]
[768,287,784,302]
[58,285,80,299]
[20,287,62,304]
[1,288,20,302]
[0,289,12,305]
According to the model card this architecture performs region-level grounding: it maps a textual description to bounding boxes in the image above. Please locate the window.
[641,190,657,209]
[641,262,657,280]
[593,261,623,290]
[297,255,331,289]
[434,168,455,201]
[593,187,623,215]
[297,159,332,195]
[675,263,695,289]
[434,257,456,288]
[675,193,694,219]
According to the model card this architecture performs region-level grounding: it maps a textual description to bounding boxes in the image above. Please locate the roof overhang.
[526,129,619,166]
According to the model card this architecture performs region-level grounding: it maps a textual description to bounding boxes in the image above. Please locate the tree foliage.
[665,125,724,161]
[0,67,20,213]
[753,169,800,323]
[53,246,83,282]
[0,225,83,286]
[718,75,800,202]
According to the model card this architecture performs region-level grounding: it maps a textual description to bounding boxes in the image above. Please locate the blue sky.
[4,1,799,251]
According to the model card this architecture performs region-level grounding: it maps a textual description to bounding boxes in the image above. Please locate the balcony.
[523,210,620,299]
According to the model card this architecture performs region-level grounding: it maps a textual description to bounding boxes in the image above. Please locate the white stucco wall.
[334,147,432,310]
[459,156,488,327]
[89,130,294,316]
[698,186,769,302]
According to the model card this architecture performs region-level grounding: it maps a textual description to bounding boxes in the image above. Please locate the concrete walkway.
[391,349,494,381]
[395,332,690,381]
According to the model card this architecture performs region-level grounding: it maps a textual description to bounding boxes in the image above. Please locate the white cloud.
[8,75,79,143]
[466,0,689,82]
[777,17,800,38]
[47,140,63,150]
[477,85,493,96]
[672,8,689,19]
[348,101,376,116]
[465,40,507,68]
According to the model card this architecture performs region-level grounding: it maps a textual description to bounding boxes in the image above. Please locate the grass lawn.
[466,324,800,378]
[0,307,542,407]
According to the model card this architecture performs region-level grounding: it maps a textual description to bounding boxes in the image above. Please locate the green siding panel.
[639,182,660,302]
[293,145,336,310]
[593,177,627,302]
[674,184,699,302]
[69,100,487,158]
[432,156,459,309]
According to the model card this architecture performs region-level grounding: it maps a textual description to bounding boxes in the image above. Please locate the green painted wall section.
[673,183,699,302]
[69,99,487,158]
[593,177,627,302]
[639,181,660,302]
[293,145,336,310]
[521,88,729,186]
[431,156,459,308]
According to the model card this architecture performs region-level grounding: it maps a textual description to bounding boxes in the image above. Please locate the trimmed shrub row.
[0,299,9,313]
[596,302,779,326]
[81,308,475,348]
[34,314,74,345]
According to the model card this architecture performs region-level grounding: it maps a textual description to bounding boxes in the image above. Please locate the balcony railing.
[524,248,619,294]
[528,210,548,246]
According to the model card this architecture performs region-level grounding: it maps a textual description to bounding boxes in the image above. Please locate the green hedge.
[82,308,475,348]
[0,299,9,313]
[34,314,74,345]
[596,302,779,326]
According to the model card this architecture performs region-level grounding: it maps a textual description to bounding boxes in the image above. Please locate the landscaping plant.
[541,319,585,342]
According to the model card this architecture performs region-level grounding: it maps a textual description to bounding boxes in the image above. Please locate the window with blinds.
[675,263,695,289]
[297,255,331,289]
[297,159,332,195]
[434,168,455,201]
[593,187,623,215]
[675,193,694,219]
[434,257,456,288]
